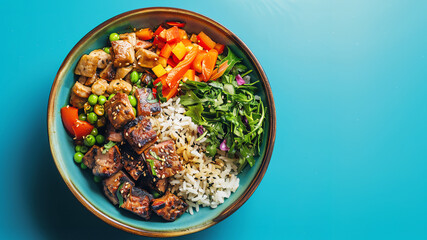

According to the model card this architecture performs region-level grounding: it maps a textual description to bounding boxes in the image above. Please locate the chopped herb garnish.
[149,150,165,162]
[146,159,157,176]
[102,141,116,154]
[116,183,125,207]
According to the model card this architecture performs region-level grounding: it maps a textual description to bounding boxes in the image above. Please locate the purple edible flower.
[241,115,250,130]
[220,139,230,151]
[235,74,245,85]
[197,125,205,135]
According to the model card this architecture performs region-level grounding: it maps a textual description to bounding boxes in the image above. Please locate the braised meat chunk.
[99,62,115,80]
[151,192,188,221]
[74,54,99,77]
[124,116,157,154]
[69,92,86,109]
[136,49,159,68]
[106,123,124,143]
[92,145,123,177]
[82,145,100,169]
[144,140,183,179]
[72,81,92,98]
[107,80,132,95]
[122,148,148,181]
[120,187,153,220]
[111,40,135,67]
[105,92,135,129]
[103,170,134,205]
[89,49,111,69]
[148,178,169,196]
[135,88,161,117]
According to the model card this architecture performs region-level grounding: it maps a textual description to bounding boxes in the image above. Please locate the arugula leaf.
[180,90,208,106]
[220,47,242,75]
[155,82,167,102]
[184,103,206,125]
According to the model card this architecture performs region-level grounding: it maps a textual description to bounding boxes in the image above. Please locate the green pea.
[128,95,137,107]
[88,94,98,106]
[103,47,110,54]
[80,146,89,154]
[81,163,88,170]
[98,95,107,105]
[84,134,96,147]
[75,145,82,152]
[130,71,139,83]
[109,33,120,42]
[87,112,98,124]
[78,113,87,121]
[108,94,116,100]
[74,152,84,163]
[96,135,105,145]
[94,175,102,183]
[91,128,98,136]
[152,191,161,198]
[133,107,137,115]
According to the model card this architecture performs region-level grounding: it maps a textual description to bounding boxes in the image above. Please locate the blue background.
[1,0,427,239]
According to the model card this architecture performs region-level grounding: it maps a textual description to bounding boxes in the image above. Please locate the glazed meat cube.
[105,92,135,129]
[103,170,134,205]
[105,123,124,143]
[119,32,136,47]
[92,145,123,177]
[136,49,159,68]
[111,40,135,68]
[89,49,111,69]
[120,187,153,220]
[69,92,86,109]
[107,80,132,95]
[134,40,152,52]
[91,79,108,96]
[99,62,116,80]
[134,88,161,117]
[82,145,100,169]
[121,148,148,181]
[148,178,169,195]
[123,116,157,154]
[74,54,99,77]
[72,81,92,98]
[84,73,97,86]
[116,65,133,79]
[151,192,188,222]
[144,140,183,179]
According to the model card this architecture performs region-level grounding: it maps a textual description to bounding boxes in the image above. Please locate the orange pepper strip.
[165,47,199,87]
[209,60,229,80]
[193,52,207,73]
[201,49,218,81]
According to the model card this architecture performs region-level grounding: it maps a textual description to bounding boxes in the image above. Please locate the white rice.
[152,97,240,214]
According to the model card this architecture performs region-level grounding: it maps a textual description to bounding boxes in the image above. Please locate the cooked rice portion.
[151,97,240,214]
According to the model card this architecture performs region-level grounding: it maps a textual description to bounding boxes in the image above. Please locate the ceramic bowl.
[48,7,276,237]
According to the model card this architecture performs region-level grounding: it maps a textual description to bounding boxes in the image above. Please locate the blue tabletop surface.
[2,0,427,239]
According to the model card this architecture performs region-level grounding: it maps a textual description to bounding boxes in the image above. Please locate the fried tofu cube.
[111,40,135,67]
[74,54,99,77]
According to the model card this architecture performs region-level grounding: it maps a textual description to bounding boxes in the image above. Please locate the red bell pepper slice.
[152,37,166,49]
[167,58,177,67]
[197,32,216,50]
[154,26,165,36]
[201,49,218,81]
[166,21,186,28]
[61,106,94,140]
[166,26,180,43]
[160,43,173,58]
[165,47,199,87]
[192,52,207,73]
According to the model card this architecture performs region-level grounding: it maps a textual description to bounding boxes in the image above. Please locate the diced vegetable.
[136,28,153,40]
[61,106,94,140]
[160,43,173,58]
[190,34,198,43]
[197,32,216,50]
[152,64,167,77]
[154,25,165,36]
[165,47,199,88]
[166,21,186,28]
[201,49,219,81]
[166,26,180,43]
[192,52,207,73]
[172,42,187,60]
[183,69,195,81]
[214,43,225,54]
